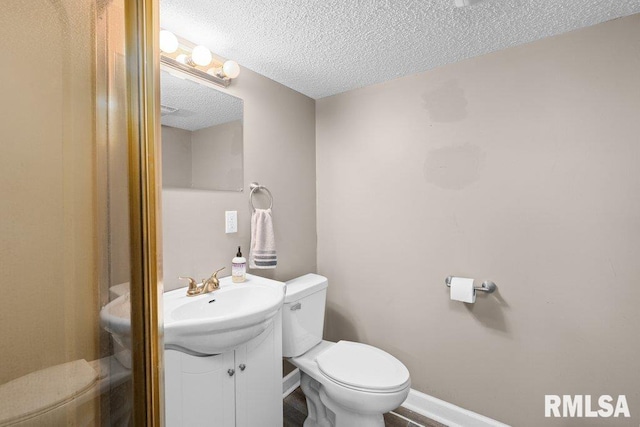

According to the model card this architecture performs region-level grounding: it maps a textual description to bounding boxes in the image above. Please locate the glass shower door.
[0,1,162,425]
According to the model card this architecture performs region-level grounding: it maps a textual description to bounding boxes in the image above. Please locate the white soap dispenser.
[232,246,246,283]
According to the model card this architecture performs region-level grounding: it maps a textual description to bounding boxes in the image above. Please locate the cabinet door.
[235,315,283,427]
[165,349,236,427]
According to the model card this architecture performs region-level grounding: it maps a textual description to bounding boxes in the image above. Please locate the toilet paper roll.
[450,277,476,303]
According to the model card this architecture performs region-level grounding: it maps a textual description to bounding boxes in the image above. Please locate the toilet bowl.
[283,274,411,427]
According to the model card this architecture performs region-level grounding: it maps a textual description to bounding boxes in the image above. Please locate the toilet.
[283,274,411,427]
[0,357,131,426]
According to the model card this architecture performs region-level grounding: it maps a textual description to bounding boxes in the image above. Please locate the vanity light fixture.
[190,45,213,66]
[159,30,179,53]
[206,60,240,79]
[175,54,188,64]
[159,30,240,88]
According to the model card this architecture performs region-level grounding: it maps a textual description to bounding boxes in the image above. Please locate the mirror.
[160,69,243,191]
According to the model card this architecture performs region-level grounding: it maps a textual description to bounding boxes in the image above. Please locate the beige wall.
[162,68,316,290]
[192,120,243,191]
[0,1,98,383]
[162,125,192,188]
[162,120,244,191]
[316,15,640,426]
[104,0,131,292]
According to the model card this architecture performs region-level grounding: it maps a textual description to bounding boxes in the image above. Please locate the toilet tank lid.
[285,274,328,303]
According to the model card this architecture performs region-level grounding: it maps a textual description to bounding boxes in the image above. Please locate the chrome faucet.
[179,267,225,297]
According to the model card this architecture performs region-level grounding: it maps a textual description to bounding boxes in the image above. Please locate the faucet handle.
[206,267,225,291]
[179,276,199,296]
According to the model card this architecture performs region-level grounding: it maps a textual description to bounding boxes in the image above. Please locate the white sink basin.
[100,274,285,356]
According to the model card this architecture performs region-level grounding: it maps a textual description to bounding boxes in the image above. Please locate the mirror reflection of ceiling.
[160,71,243,131]
[160,0,640,99]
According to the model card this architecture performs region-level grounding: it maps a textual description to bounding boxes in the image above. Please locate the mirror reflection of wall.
[161,70,243,191]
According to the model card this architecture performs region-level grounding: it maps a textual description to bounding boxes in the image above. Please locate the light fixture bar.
[160,55,231,88]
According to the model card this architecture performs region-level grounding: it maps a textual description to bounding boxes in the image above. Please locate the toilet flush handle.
[290,302,301,311]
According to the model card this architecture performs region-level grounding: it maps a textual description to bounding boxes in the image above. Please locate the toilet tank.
[282,274,328,358]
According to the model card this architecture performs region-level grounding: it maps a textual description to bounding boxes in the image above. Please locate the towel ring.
[249,182,273,211]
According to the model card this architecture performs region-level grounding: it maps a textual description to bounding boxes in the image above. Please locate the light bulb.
[222,60,240,79]
[159,30,179,53]
[176,54,188,64]
[191,46,212,66]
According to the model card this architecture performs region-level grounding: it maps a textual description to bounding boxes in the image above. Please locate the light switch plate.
[225,211,238,233]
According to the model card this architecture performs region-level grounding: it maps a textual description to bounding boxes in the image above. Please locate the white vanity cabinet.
[165,312,283,427]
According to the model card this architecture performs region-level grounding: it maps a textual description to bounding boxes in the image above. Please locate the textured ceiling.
[160,70,243,131]
[160,1,640,99]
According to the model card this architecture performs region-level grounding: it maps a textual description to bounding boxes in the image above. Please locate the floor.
[283,387,447,427]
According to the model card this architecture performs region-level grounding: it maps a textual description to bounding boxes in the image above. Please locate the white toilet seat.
[315,341,410,393]
[290,340,411,426]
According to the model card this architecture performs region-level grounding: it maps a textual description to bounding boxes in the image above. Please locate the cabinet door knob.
[239,364,246,371]
[227,369,235,376]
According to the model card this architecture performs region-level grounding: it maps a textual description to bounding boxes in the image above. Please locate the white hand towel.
[250,208,277,269]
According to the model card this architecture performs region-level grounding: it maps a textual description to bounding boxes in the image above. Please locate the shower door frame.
[125,0,164,424]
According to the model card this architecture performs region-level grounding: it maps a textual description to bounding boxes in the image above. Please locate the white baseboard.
[281,369,508,427]
[402,389,510,427]
[282,368,301,398]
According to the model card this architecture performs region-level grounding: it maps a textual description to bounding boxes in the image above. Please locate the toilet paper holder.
[445,276,497,294]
